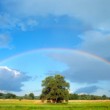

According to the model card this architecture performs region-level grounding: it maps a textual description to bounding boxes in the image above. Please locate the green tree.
[69,94,79,100]
[102,95,107,100]
[24,94,28,99]
[40,74,70,103]
[0,93,4,99]
[5,93,16,99]
[29,93,35,100]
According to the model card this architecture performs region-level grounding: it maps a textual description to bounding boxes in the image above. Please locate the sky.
[0,0,110,96]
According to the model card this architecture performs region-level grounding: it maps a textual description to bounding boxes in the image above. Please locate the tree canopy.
[28,93,35,100]
[40,74,70,103]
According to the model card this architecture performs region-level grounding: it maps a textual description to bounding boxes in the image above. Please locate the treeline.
[0,93,16,99]
[0,92,39,100]
[0,92,109,100]
[69,94,110,100]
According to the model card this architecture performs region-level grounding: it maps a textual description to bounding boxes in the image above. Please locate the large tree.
[40,74,70,103]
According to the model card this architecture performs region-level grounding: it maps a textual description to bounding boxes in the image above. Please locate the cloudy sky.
[0,0,110,96]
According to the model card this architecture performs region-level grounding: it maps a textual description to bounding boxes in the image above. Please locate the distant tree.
[69,94,79,100]
[0,93,4,99]
[24,94,28,99]
[40,74,70,103]
[0,93,4,96]
[102,95,107,100]
[79,94,90,100]
[5,93,16,99]
[29,93,35,100]
[69,94,109,100]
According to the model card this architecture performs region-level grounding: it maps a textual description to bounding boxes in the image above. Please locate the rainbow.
[0,48,110,65]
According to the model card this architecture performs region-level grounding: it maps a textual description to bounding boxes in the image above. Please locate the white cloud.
[18,19,38,31]
[0,13,38,31]
[1,0,110,30]
[0,13,18,30]
[0,66,30,91]
[27,19,38,27]
[0,34,11,48]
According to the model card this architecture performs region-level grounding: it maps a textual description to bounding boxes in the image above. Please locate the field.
[0,100,110,110]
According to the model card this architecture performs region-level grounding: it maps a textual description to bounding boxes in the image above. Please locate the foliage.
[0,92,36,100]
[69,94,110,100]
[0,92,109,100]
[40,74,70,103]
[0,93,16,99]
[102,95,107,100]
[69,94,79,100]
[23,93,35,100]
[28,93,35,100]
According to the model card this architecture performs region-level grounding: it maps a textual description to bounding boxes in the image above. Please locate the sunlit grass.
[0,100,110,110]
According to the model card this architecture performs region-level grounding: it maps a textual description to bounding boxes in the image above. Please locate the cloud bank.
[1,0,110,30]
[0,66,30,91]
[49,51,110,83]
[79,31,110,60]
[1,0,110,56]
[75,86,99,94]
[49,50,110,95]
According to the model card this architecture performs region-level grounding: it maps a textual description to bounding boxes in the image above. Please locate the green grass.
[0,100,110,110]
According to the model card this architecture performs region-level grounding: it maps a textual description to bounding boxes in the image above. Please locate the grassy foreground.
[0,100,110,110]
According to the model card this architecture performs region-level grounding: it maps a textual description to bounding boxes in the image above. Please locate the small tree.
[29,93,35,100]
[40,74,70,103]
[102,95,107,100]
[5,93,16,99]
[69,94,79,100]
[24,94,28,99]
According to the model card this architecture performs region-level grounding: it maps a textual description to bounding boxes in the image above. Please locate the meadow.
[0,100,110,110]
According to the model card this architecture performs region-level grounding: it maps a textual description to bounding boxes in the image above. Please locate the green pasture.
[0,100,110,110]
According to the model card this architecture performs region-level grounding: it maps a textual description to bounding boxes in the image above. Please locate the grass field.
[0,100,110,110]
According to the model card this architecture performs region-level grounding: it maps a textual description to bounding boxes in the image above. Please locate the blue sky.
[0,0,110,96]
